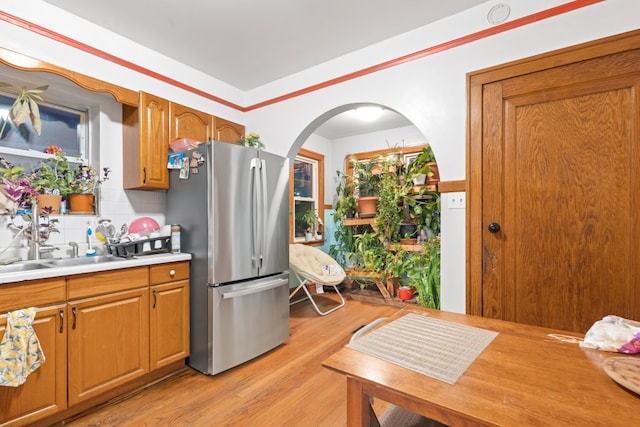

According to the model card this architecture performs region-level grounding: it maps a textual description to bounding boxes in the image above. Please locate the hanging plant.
[0,82,49,139]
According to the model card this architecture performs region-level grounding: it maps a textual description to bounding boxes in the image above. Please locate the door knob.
[488,222,501,233]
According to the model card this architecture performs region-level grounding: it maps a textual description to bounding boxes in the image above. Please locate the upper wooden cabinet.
[212,116,245,144]
[170,102,212,143]
[123,92,170,190]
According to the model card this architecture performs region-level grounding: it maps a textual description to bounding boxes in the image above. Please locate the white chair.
[289,244,346,316]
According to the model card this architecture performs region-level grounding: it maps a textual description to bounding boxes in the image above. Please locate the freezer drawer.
[203,273,289,375]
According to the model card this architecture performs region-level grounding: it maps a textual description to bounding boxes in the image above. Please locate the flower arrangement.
[69,163,111,194]
[238,132,265,149]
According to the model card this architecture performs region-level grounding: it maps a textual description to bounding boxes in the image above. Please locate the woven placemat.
[346,313,498,384]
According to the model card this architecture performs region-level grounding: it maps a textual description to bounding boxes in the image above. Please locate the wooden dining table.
[322,307,639,426]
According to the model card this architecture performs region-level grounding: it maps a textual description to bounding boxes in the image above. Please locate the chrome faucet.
[69,241,79,258]
[27,198,59,260]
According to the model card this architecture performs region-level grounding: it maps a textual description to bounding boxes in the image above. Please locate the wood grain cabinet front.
[0,304,67,427]
[170,102,212,144]
[149,262,190,370]
[212,116,245,144]
[123,91,170,190]
[67,287,150,406]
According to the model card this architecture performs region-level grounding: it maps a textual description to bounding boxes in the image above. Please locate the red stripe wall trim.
[0,0,603,113]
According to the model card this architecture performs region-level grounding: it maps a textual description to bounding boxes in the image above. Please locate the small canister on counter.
[171,224,181,253]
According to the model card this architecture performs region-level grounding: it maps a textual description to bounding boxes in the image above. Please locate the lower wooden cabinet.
[0,304,67,427]
[67,287,149,406]
[0,261,190,426]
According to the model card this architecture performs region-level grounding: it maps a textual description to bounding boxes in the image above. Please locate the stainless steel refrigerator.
[166,141,290,375]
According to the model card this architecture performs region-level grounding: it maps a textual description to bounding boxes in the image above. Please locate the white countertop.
[0,252,192,284]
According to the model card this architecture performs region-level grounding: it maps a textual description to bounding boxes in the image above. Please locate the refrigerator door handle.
[259,159,268,269]
[251,158,261,269]
[220,277,289,299]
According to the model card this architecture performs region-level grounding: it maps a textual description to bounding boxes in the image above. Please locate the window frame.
[289,148,325,244]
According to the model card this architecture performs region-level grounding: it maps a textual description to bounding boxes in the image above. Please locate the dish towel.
[0,308,46,387]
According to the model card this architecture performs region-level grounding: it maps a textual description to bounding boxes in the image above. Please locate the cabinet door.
[150,280,190,370]
[0,305,67,426]
[170,102,212,143]
[123,92,169,190]
[212,116,245,144]
[67,288,149,406]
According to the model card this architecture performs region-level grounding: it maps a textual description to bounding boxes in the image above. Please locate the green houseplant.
[237,132,265,149]
[333,170,357,219]
[406,238,441,309]
[0,157,36,214]
[301,208,321,241]
[350,155,382,218]
[375,160,405,244]
[29,152,73,214]
[67,163,111,213]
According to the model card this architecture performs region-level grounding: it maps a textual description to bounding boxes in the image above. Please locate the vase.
[36,194,62,215]
[68,193,94,214]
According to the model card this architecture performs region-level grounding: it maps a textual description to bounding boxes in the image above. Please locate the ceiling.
[40,0,490,138]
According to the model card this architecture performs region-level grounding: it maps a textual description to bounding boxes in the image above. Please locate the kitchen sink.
[0,261,54,273]
[43,255,127,267]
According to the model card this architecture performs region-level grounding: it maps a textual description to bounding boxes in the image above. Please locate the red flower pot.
[398,286,415,301]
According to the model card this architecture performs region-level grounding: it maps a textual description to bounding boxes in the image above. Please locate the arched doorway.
[287,103,441,308]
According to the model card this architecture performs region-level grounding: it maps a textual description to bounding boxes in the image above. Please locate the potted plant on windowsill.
[302,208,322,241]
[29,149,73,214]
[68,163,111,214]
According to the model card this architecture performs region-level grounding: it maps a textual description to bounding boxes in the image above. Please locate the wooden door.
[169,102,212,143]
[0,305,67,426]
[468,30,640,333]
[67,288,149,406]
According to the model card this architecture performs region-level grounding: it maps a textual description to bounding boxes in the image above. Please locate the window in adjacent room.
[290,148,325,243]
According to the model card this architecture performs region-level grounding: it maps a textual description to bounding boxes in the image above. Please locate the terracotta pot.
[36,194,62,214]
[357,196,378,218]
[398,286,415,301]
[68,193,94,214]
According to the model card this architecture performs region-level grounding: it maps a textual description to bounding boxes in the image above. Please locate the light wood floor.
[66,293,401,426]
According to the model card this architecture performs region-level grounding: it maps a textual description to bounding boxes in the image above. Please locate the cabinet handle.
[59,309,64,333]
[152,289,157,308]
[72,306,77,330]
[143,167,147,184]
[169,269,176,277]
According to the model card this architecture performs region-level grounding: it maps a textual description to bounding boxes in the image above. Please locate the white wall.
[1,0,639,311]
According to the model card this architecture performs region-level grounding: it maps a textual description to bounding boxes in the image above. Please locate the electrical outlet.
[449,193,466,209]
